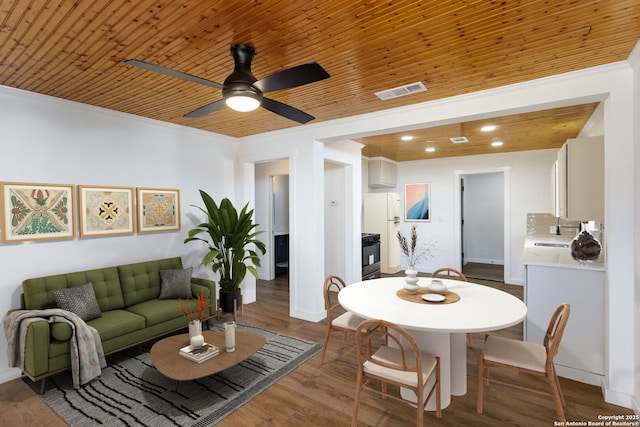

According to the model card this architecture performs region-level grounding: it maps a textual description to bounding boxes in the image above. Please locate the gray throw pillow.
[52,282,102,322]
[159,267,193,299]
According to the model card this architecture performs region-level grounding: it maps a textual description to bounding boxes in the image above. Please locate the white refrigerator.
[363,193,401,274]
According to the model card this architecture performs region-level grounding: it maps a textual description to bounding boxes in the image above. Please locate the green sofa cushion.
[118,257,184,307]
[49,339,70,359]
[22,266,124,312]
[88,309,145,342]
[99,316,190,354]
[126,298,191,327]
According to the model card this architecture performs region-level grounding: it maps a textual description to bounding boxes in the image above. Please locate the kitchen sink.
[533,242,570,248]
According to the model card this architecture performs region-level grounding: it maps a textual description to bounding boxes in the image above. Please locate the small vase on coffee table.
[188,319,204,350]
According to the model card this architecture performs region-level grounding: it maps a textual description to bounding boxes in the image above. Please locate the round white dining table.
[338,276,527,410]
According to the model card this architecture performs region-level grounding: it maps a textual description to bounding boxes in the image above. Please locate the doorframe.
[460,177,465,264]
[453,167,511,283]
[252,159,290,285]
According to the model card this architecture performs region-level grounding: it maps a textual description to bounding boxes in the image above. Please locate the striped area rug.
[33,322,321,426]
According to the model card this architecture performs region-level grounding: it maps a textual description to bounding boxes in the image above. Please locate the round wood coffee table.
[150,330,266,381]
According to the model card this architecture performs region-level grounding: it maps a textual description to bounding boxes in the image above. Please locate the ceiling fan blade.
[254,63,329,93]
[184,99,226,118]
[125,59,224,90]
[261,97,315,124]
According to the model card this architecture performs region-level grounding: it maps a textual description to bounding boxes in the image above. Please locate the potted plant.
[184,190,266,313]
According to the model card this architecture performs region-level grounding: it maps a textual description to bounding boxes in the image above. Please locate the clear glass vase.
[570,221,602,262]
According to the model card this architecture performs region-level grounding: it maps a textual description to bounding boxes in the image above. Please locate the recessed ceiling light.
[481,125,497,132]
[425,147,436,153]
[401,135,414,141]
[491,141,504,147]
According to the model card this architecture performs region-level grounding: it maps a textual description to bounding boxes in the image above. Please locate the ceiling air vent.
[375,82,427,100]
[449,136,469,143]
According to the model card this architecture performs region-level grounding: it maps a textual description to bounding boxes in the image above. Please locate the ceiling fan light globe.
[225,95,261,112]
[223,82,262,112]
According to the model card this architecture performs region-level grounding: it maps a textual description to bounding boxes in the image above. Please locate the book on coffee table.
[179,343,219,363]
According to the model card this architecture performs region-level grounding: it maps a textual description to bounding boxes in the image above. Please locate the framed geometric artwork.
[78,185,135,237]
[136,188,180,233]
[404,182,431,222]
[1,182,76,242]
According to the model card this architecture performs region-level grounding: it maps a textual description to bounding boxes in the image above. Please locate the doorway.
[254,159,290,283]
[272,175,289,280]
[454,168,511,283]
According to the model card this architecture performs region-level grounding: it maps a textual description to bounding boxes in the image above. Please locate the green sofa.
[12,256,215,385]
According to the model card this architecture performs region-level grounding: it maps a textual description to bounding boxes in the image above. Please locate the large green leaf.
[184,191,266,292]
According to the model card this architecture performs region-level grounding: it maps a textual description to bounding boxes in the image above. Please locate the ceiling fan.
[125,44,330,124]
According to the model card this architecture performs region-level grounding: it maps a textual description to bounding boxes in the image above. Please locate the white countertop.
[523,236,605,271]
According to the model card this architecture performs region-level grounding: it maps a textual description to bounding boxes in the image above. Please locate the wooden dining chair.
[431,267,468,281]
[321,275,369,363]
[352,319,441,426]
[477,303,571,422]
[430,267,473,346]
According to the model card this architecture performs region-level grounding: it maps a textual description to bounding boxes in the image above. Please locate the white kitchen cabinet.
[550,160,558,215]
[368,159,397,188]
[556,136,604,221]
[524,263,605,386]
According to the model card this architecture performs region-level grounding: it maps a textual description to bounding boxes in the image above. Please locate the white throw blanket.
[4,309,106,389]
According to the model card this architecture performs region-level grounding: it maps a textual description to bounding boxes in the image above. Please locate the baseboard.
[555,364,602,387]
[0,367,22,384]
[554,365,635,410]
[603,385,635,410]
[631,394,640,415]
[291,307,326,323]
[465,258,504,265]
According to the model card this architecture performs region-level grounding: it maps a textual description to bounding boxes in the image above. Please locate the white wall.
[324,140,364,285]
[630,42,640,416]
[599,70,635,409]
[324,162,346,277]
[0,86,237,382]
[273,175,289,234]
[463,172,504,265]
[579,102,605,137]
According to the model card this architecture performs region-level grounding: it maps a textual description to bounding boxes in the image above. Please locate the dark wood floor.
[0,378,67,427]
[0,274,633,426]
[463,262,504,282]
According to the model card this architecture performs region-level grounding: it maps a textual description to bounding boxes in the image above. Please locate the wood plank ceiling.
[357,103,600,161]
[0,1,638,160]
